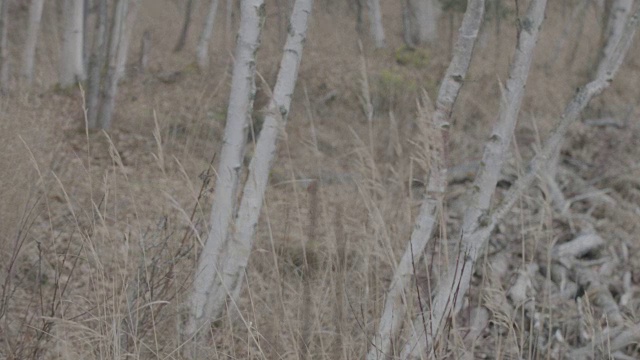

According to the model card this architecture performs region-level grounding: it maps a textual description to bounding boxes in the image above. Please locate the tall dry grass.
[1,0,639,358]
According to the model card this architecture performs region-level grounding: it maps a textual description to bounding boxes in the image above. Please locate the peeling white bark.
[401,0,548,358]
[227,0,313,305]
[197,0,220,70]
[367,1,485,359]
[186,0,266,346]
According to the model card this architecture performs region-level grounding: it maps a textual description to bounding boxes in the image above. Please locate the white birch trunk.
[226,0,234,47]
[174,0,195,52]
[225,0,313,310]
[197,0,220,70]
[185,0,266,346]
[115,0,139,80]
[367,1,485,358]
[97,0,139,129]
[0,0,8,94]
[367,0,385,48]
[409,0,442,45]
[22,0,45,85]
[401,2,640,359]
[599,0,632,74]
[87,0,108,129]
[59,0,85,87]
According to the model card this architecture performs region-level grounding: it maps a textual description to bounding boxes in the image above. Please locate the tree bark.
[367,0,385,48]
[185,0,266,351]
[408,0,442,45]
[59,0,85,87]
[225,0,314,315]
[599,0,633,73]
[22,0,45,85]
[96,0,139,129]
[197,0,220,70]
[174,0,195,52]
[401,2,640,359]
[0,0,8,94]
[367,1,485,358]
[86,0,108,129]
[138,30,150,74]
[115,0,139,80]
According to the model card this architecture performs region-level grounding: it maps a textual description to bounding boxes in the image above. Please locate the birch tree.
[185,0,266,348]
[0,0,8,94]
[599,0,633,73]
[367,1,485,358]
[86,0,108,129]
[59,0,85,87]
[222,0,313,314]
[85,0,139,129]
[402,0,547,356]
[407,0,442,45]
[401,1,640,358]
[196,0,220,70]
[367,0,385,48]
[22,0,45,85]
[174,0,195,52]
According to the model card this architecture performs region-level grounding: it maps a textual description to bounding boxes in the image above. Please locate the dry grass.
[1,0,640,358]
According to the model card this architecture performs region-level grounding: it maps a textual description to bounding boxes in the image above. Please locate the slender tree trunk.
[86,0,108,129]
[367,0,385,48]
[22,0,45,85]
[196,0,220,70]
[59,0,85,87]
[224,0,314,314]
[367,1,486,358]
[185,0,266,351]
[138,30,150,74]
[97,0,139,129]
[408,0,441,45]
[0,0,8,94]
[83,0,91,74]
[226,0,233,48]
[174,0,195,52]
[599,0,632,72]
[402,0,416,47]
[115,0,138,80]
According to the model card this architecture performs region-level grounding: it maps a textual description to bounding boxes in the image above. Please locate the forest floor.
[1,0,640,359]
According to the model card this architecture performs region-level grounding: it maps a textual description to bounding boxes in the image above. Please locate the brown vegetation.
[1,0,640,358]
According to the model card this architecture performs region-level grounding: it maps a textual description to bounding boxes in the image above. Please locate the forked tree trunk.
[185,0,266,351]
[22,0,45,85]
[367,0,486,358]
[367,0,385,48]
[225,0,314,315]
[59,0,85,87]
[174,0,195,52]
[96,0,139,129]
[196,0,220,70]
[401,2,640,359]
